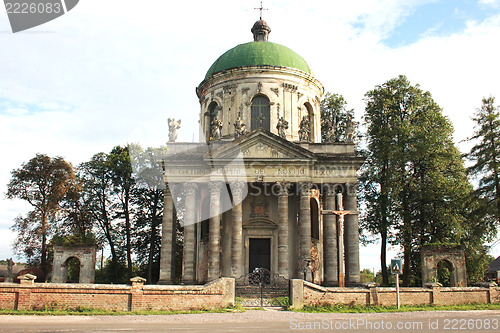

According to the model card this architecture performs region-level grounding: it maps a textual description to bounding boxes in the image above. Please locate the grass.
[295,303,500,313]
[0,307,230,316]
[1,302,499,316]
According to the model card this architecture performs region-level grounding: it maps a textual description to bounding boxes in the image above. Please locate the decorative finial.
[254,1,268,20]
[251,2,271,42]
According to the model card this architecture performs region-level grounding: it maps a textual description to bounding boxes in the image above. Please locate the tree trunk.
[124,189,133,279]
[380,227,389,286]
[147,190,160,283]
[41,211,48,278]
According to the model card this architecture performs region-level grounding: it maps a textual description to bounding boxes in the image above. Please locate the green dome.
[205,41,311,79]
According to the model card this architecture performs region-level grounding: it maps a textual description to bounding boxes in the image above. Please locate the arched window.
[251,95,270,131]
[304,102,314,142]
[208,102,219,139]
[310,198,319,240]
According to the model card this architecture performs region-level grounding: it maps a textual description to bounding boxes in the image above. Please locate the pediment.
[206,128,315,160]
[243,218,277,229]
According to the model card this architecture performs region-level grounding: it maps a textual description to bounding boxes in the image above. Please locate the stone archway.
[421,245,467,287]
[64,257,81,283]
[52,246,96,284]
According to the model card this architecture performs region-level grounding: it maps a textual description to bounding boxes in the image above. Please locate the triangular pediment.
[206,128,316,160]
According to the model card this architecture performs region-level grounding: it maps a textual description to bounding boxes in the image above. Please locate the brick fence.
[0,276,235,311]
[289,280,500,308]
[1,276,499,311]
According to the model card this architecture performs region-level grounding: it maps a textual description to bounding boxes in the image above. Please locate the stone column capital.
[183,183,198,196]
[345,182,358,197]
[323,184,338,197]
[229,181,246,196]
[208,181,224,194]
[276,181,292,196]
[299,182,312,196]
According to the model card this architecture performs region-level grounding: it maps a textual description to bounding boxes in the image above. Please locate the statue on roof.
[168,118,181,143]
[298,115,311,142]
[211,115,223,141]
[276,117,289,139]
[234,114,248,138]
[345,114,356,143]
[324,116,337,143]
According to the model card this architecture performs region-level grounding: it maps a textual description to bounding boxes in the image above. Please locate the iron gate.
[235,268,289,307]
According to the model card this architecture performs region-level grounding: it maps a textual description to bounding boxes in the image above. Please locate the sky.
[1,0,500,271]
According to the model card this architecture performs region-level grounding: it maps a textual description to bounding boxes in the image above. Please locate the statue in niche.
[276,117,289,139]
[324,116,337,143]
[234,114,247,138]
[168,118,181,142]
[345,114,356,143]
[211,115,223,141]
[298,115,311,142]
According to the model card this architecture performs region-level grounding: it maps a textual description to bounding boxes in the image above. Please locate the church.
[158,18,364,287]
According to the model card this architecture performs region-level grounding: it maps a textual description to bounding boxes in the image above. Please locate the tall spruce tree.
[467,97,500,222]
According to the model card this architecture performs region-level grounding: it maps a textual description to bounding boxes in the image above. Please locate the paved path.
[0,309,499,333]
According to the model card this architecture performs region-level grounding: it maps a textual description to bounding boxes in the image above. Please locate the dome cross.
[254,1,268,20]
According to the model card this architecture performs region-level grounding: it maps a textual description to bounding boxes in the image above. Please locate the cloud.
[479,0,500,7]
[1,0,499,262]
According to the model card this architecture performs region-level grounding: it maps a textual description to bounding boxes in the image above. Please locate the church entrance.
[249,238,271,272]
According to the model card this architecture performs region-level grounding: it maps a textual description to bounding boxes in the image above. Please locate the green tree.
[6,154,75,275]
[466,97,500,222]
[79,152,123,283]
[129,144,167,283]
[320,92,355,143]
[359,268,375,283]
[361,75,473,286]
[107,146,135,280]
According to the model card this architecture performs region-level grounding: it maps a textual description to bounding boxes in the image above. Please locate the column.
[231,182,245,278]
[159,185,175,284]
[298,182,312,276]
[345,183,360,286]
[182,183,197,284]
[208,181,223,281]
[277,182,291,278]
[323,186,338,286]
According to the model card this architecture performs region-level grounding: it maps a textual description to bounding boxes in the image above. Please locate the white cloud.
[1,0,499,263]
[479,0,500,8]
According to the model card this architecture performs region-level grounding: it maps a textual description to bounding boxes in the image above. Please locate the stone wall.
[0,277,235,311]
[292,280,500,308]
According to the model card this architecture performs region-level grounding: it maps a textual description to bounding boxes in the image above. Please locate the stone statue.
[6,258,14,283]
[276,117,289,139]
[298,115,311,142]
[211,115,223,141]
[345,114,356,143]
[324,117,337,143]
[168,118,181,143]
[233,114,247,138]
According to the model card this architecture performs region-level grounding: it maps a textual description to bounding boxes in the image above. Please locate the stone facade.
[158,20,364,287]
[421,245,467,287]
[197,67,323,143]
[51,246,96,284]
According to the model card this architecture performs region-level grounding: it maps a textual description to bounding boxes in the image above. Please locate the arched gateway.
[52,246,96,284]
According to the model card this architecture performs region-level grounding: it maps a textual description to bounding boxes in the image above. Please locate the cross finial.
[254,1,268,20]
